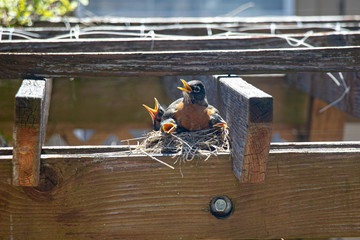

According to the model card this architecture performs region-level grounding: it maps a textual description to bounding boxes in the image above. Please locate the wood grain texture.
[218,77,273,183]
[12,79,52,186]
[309,98,346,141]
[3,31,360,52]
[4,25,360,42]
[1,46,360,79]
[286,72,360,118]
[1,143,360,239]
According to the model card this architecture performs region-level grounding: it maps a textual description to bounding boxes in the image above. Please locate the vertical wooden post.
[309,97,346,141]
[286,72,360,118]
[217,76,273,183]
[12,79,52,186]
[286,72,352,141]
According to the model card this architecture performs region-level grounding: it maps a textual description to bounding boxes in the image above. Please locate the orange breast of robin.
[173,102,215,131]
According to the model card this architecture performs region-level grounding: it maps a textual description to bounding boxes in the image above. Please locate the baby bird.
[143,97,165,131]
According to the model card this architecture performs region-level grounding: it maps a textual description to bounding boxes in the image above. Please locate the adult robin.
[143,97,165,131]
[160,79,227,133]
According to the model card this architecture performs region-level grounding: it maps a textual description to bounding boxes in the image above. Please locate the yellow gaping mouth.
[163,122,176,133]
[143,97,160,120]
[213,122,228,128]
[177,79,192,93]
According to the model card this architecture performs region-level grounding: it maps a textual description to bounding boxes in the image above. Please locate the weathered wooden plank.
[309,97,346,141]
[1,46,360,79]
[217,76,272,182]
[8,23,360,39]
[12,79,52,186]
[2,141,360,157]
[1,142,360,239]
[2,31,360,52]
[270,141,360,151]
[286,72,360,118]
[0,146,134,159]
[8,25,220,39]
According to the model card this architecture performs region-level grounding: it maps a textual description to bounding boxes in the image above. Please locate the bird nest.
[135,127,231,167]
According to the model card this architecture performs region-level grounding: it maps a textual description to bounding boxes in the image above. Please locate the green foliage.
[0,0,88,26]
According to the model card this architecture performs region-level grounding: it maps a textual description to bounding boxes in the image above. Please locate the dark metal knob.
[210,195,233,219]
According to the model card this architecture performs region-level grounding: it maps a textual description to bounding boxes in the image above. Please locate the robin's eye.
[193,86,200,92]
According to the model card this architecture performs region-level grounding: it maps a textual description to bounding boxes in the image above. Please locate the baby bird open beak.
[177,79,192,93]
[213,122,228,128]
[143,97,160,121]
[162,122,176,133]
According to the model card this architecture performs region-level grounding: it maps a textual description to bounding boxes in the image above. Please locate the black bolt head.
[210,195,233,219]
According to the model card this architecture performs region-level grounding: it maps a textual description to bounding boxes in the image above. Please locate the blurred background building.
[77,0,360,18]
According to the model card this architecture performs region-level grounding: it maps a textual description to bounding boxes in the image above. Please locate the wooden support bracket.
[163,75,273,183]
[217,76,273,183]
[12,78,52,186]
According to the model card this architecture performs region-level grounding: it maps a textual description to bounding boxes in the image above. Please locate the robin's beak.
[143,97,160,121]
[213,122,228,128]
[162,122,176,133]
[177,79,192,93]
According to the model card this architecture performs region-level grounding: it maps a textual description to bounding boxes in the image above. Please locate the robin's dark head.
[178,79,208,106]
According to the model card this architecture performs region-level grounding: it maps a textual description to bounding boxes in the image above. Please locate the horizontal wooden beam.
[0,146,132,159]
[7,23,360,39]
[2,141,360,158]
[1,142,360,238]
[2,31,360,52]
[1,46,360,79]
[12,79,52,186]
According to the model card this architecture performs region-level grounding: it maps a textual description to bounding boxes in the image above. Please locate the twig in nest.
[139,149,175,170]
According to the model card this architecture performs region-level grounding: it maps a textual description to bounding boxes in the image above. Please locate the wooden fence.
[1,15,360,239]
